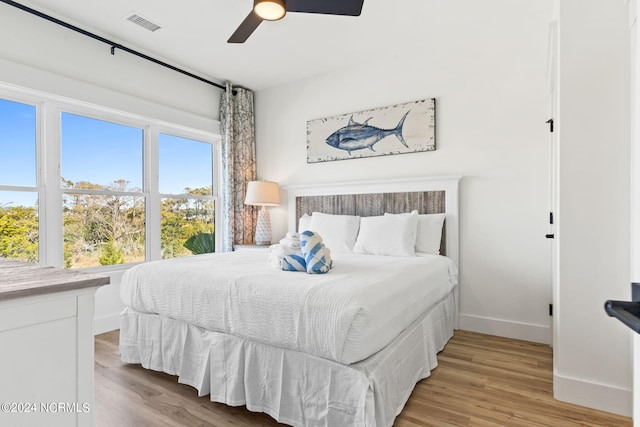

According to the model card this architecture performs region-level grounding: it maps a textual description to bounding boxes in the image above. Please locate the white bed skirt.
[119,288,457,427]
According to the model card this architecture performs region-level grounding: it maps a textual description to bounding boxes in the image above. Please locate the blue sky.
[0,99,213,208]
[0,98,36,188]
[61,112,145,189]
[158,133,213,195]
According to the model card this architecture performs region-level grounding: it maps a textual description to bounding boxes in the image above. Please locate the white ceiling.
[14,0,435,91]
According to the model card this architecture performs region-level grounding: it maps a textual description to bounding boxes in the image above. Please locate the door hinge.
[546,118,554,132]
[549,212,554,225]
[549,304,553,316]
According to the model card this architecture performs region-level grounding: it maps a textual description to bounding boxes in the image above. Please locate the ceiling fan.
[228,0,365,43]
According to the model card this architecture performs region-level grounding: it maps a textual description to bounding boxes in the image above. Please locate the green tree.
[99,238,125,266]
[0,204,38,262]
[160,186,214,258]
[63,178,145,268]
[1,179,213,267]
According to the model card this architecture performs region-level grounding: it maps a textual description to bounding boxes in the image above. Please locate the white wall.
[256,0,553,344]
[0,2,221,334]
[629,0,640,424]
[554,0,632,416]
[0,2,220,120]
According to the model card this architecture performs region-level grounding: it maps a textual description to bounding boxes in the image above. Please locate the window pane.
[0,99,36,186]
[63,194,145,268]
[61,113,143,190]
[161,198,214,258]
[0,191,38,262]
[159,134,213,195]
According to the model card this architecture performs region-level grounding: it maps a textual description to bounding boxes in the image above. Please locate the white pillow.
[385,211,446,255]
[416,213,446,254]
[298,213,312,232]
[353,213,418,257]
[309,212,360,253]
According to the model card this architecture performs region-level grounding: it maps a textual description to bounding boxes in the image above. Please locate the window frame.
[0,92,43,264]
[0,84,221,273]
[152,126,220,261]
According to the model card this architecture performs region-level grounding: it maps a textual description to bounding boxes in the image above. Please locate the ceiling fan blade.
[286,0,364,16]
[227,11,264,43]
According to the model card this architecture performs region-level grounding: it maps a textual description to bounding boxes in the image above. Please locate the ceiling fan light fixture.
[254,0,286,21]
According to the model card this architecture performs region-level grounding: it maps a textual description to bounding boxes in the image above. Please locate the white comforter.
[120,250,457,364]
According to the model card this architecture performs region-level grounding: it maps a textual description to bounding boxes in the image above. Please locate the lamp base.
[255,208,272,246]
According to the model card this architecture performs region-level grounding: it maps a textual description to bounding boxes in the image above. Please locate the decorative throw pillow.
[300,231,332,274]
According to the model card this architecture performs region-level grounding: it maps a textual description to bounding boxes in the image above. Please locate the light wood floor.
[95,330,632,427]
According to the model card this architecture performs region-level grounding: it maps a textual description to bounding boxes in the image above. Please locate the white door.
[547,20,559,351]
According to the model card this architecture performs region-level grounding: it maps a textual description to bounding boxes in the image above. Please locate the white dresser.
[0,258,108,427]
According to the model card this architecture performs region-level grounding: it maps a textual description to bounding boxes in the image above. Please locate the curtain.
[220,82,258,252]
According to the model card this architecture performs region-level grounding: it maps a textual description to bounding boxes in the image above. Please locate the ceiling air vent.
[125,13,161,32]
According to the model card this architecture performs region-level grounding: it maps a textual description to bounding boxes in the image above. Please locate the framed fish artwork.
[306,98,436,163]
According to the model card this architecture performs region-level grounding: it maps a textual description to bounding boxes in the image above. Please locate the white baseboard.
[554,373,632,417]
[93,312,120,335]
[459,314,551,344]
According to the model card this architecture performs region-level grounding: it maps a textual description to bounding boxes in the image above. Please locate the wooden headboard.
[284,176,461,267]
[295,191,447,254]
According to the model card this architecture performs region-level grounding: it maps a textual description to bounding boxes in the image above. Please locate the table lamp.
[244,180,280,245]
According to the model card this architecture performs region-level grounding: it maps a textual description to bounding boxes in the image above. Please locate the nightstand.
[233,244,271,251]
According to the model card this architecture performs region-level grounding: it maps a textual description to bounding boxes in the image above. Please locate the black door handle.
[545,234,554,239]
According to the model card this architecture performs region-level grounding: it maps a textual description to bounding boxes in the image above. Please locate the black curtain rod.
[0,0,227,91]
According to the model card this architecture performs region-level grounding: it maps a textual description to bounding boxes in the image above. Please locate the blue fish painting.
[306,98,435,163]
[325,111,410,155]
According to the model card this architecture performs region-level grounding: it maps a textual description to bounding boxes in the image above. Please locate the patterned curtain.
[220,82,258,252]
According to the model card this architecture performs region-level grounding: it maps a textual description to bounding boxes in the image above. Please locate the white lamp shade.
[244,181,280,206]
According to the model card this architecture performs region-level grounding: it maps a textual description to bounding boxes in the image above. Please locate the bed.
[119,175,461,427]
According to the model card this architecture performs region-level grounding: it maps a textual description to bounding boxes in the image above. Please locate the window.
[0,98,38,263]
[159,133,215,258]
[61,113,145,268]
[0,88,218,270]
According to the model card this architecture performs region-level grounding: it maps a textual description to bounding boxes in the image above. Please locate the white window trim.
[0,83,221,274]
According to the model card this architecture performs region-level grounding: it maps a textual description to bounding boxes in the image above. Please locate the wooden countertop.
[0,258,109,302]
